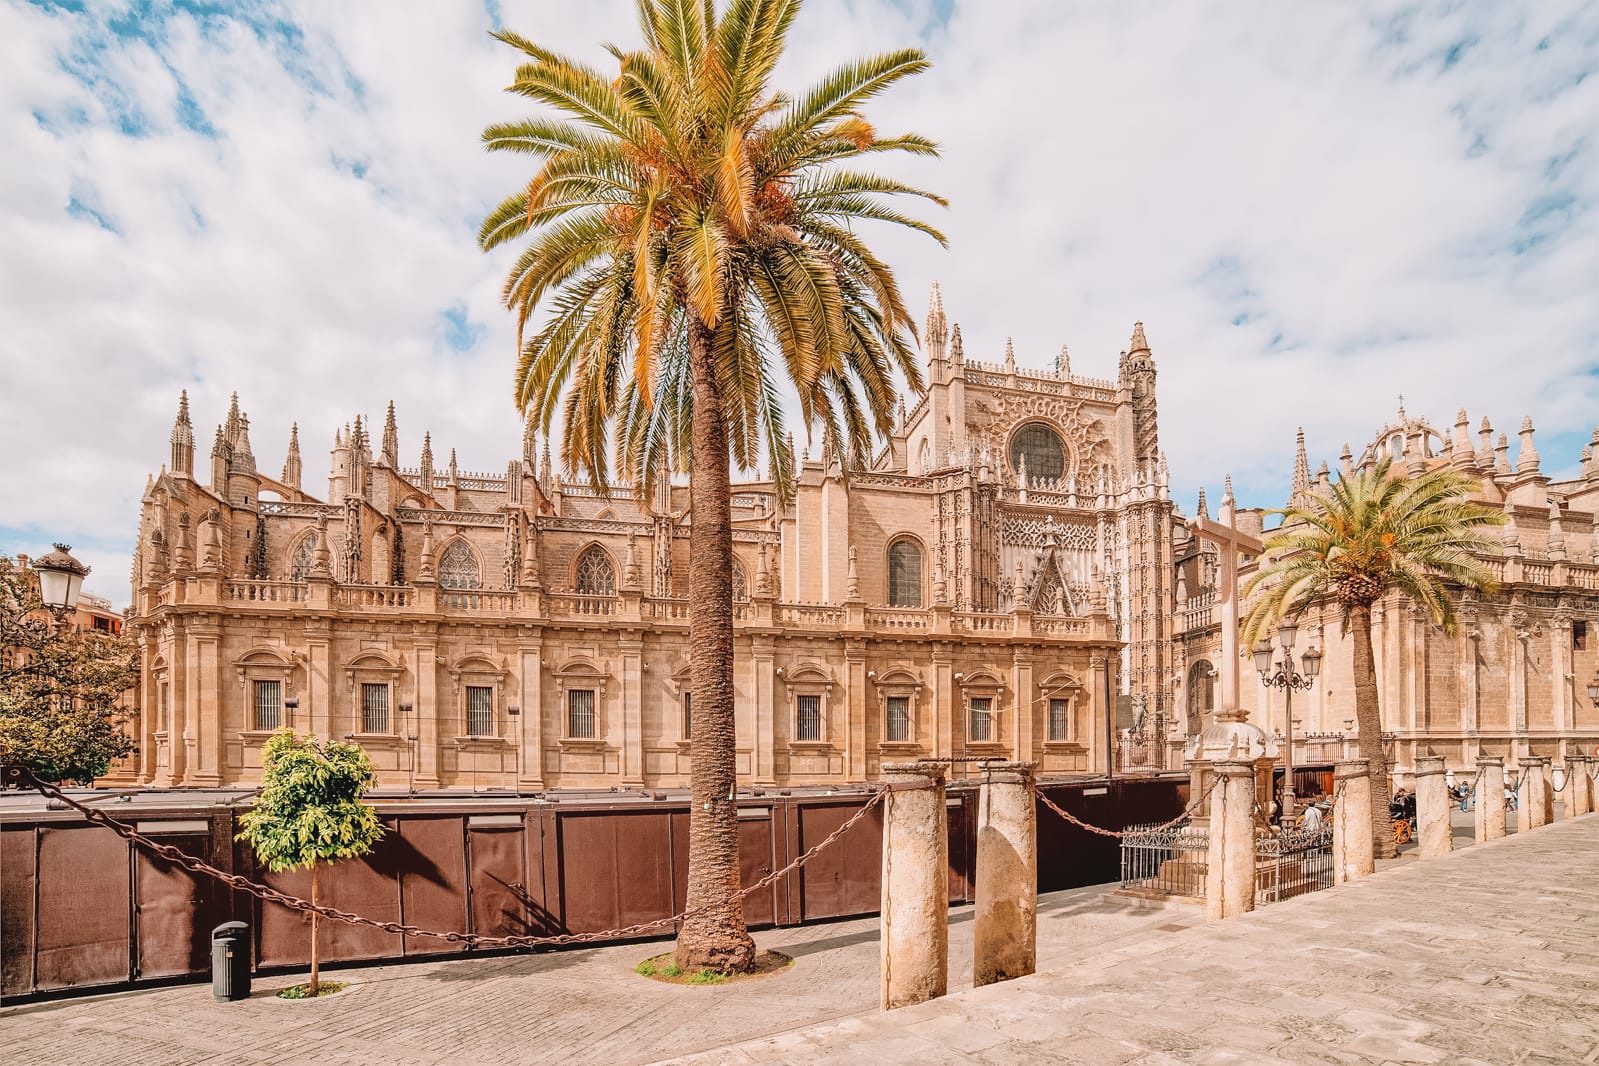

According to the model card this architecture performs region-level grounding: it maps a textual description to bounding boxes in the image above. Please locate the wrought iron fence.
[1255,823,1334,905]
[1119,819,1209,899]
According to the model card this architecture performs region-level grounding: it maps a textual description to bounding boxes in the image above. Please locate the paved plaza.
[1,811,1594,1065]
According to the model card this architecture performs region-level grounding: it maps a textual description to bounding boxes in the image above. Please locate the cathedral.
[1172,410,1599,783]
[118,287,1174,791]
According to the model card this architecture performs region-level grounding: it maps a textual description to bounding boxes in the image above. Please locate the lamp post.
[1254,620,1322,826]
[31,544,90,618]
[1587,672,1599,708]
[399,701,416,796]
[284,695,299,730]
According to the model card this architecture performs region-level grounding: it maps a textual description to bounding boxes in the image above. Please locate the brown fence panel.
[254,818,405,969]
[947,792,974,904]
[34,825,130,992]
[467,819,530,940]
[1036,782,1118,892]
[398,817,467,956]
[791,799,883,922]
[737,807,779,928]
[557,809,675,935]
[1,826,37,998]
[133,831,210,980]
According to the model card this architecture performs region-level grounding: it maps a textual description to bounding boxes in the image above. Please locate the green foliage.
[0,556,137,784]
[1243,456,1505,640]
[277,980,346,999]
[660,961,683,977]
[236,730,385,873]
[687,969,728,984]
[634,958,658,976]
[481,0,945,503]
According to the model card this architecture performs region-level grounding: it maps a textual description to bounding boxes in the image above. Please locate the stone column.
[1572,757,1594,816]
[1205,759,1257,920]
[881,763,948,1010]
[1333,760,1374,884]
[1519,756,1547,830]
[1474,756,1506,843]
[974,761,1037,987]
[1561,757,1579,819]
[1540,757,1556,824]
[1413,755,1452,858]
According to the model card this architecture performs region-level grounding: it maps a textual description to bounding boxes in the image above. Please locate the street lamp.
[32,543,90,616]
[1255,621,1322,826]
[1587,672,1599,708]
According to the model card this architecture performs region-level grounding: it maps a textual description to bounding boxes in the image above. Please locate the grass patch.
[276,980,347,999]
[634,951,793,986]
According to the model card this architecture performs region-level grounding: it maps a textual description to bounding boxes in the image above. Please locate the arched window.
[887,540,922,607]
[732,559,749,602]
[439,541,481,590]
[289,535,316,582]
[1009,422,1066,482]
[917,438,931,474]
[575,546,616,596]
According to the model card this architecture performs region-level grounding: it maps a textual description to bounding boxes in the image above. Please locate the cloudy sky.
[2,0,1596,603]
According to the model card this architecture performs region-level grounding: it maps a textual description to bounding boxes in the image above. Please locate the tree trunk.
[1349,604,1395,859]
[673,314,756,974]
[309,865,321,995]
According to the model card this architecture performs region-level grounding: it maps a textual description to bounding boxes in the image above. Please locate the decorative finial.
[846,545,860,601]
[1003,337,1016,372]
[1129,321,1148,353]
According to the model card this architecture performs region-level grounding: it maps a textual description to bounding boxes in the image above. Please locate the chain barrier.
[0,765,884,950]
[1036,777,1220,839]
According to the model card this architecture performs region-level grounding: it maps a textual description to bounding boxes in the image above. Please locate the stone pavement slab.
[663,815,1599,1065]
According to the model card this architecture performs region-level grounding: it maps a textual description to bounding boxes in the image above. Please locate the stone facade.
[118,287,1181,790]
[1172,407,1599,781]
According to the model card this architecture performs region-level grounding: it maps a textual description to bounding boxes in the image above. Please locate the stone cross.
[1184,477,1263,722]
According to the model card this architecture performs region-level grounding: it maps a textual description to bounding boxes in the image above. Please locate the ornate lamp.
[31,543,90,614]
[1276,619,1300,652]
[1252,639,1275,677]
[1300,645,1322,681]
[1587,672,1599,707]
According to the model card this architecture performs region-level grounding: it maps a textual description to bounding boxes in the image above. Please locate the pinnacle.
[1129,321,1149,353]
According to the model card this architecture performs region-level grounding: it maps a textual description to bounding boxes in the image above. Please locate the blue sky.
[2,0,1597,601]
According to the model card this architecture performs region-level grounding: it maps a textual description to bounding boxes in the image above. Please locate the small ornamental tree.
[0,556,136,784]
[236,730,385,996]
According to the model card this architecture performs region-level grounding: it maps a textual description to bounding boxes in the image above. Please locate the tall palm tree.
[479,0,944,972]
[1244,456,1503,859]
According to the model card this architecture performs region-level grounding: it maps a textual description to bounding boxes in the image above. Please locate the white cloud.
[1,0,1596,603]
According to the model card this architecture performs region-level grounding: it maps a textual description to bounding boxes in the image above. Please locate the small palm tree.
[1244,456,1503,859]
[480,0,943,972]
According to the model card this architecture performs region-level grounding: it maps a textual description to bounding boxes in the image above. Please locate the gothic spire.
[170,389,195,478]
[282,422,302,490]
[1291,427,1311,502]
[225,391,241,445]
[925,281,948,351]
[1516,416,1539,474]
[419,431,434,492]
[381,401,399,467]
[1196,486,1209,519]
[1129,321,1149,354]
[1340,442,1354,477]
[234,412,256,473]
[1003,337,1016,372]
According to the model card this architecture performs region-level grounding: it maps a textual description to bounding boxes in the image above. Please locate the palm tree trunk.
[1349,603,1395,859]
[673,314,756,974]
[309,865,321,995]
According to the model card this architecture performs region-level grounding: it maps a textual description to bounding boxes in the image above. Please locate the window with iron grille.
[682,692,692,739]
[160,683,170,730]
[361,682,390,733]
[568,688,596,738]
[467,685,494,736]
[969,697,992,742]
[886,696,910,742]
[253,679,282,730]
[796,694,822,741]
[1048,698,1069,742]
[887,541,922,607]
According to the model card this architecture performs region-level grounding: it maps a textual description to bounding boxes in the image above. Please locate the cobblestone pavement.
[0,879,1200,1066]
[665,814,1599,1066]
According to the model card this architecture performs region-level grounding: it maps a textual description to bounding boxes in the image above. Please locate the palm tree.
[1244,456,1502,859]
[479,0,944,972]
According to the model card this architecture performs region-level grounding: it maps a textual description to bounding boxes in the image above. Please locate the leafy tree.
[1244,457,1503,859]
[0,556,136,784]
[480,0,942,972]
[236,730,385,996]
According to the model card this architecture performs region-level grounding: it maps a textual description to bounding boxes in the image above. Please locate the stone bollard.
[974,761,1037,987]
[880,763,948,1011]
[1560,759,1578,820]
[1519,757,1548,830]
[1332,760,1374,884]
[1413,756,1452,858]
[1205,759,1257,920]
[1540,758,1556,824]
[1573,757,1595,817]
[1474,756,1506,843]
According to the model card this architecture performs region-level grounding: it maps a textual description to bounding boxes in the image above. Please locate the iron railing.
[1119,819,1209,899]
[1254,823,1335,905]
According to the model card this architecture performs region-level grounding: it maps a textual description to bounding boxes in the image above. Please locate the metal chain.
[0,765,884,949]
[1036,777,1220,839]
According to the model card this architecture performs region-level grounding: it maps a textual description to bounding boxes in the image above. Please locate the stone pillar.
[1474,756,1506,843]
[1561,757,1579,819]
[619,637,644,787]
[1572,757,1594,817]
[1204,759,1257,920]
[1333,760,1374,884]
[1519,756,1547,829]
[881,763,948,1010]
[1540,757,1556,824]
[1413,755,1452,858]
[974,761,1037,987]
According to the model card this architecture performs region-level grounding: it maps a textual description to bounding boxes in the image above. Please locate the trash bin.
[211,921,251,1001]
